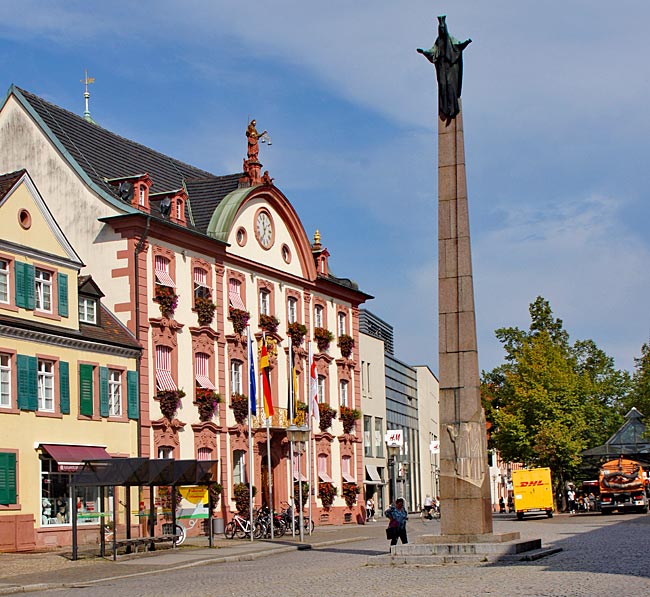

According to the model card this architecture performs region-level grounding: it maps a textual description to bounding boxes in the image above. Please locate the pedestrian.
[567,488,576,514]
[366,497,375,521]
[499,497,505,514]
[385,497,408,547]
[423,495,433,519]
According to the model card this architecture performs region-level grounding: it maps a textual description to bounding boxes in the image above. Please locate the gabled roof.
[0,169,26,199]
[8,86,242,234]
[582,407,650,459]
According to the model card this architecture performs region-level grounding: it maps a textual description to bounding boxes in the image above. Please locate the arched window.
[231,360,243,395]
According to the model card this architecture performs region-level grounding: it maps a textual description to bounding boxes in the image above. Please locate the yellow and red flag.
[260,337,274,418]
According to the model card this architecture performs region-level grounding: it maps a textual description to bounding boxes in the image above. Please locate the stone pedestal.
[438,105,493,536]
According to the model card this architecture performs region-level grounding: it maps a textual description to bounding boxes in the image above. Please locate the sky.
[2,1,650,377]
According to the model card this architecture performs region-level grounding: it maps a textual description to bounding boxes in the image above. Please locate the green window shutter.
[59,361,70,414]
[16,354,37,411]
[99,366,109,417]
[14,262,26,308]
[127,370,139,420]
[79,364,94,417]
[0,453,17,505]
[24,263,35,310]
[57,272,68,317]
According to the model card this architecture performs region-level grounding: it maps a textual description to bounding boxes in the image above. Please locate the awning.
[366,464,382,482]
[155,271,176,288]
[342,472,356,483]
[195,374,216,390]
[293,471,308,482]
[229,290,246,311]
[42,444,111,472]
[318,472,333,483]
[156,370,177,391]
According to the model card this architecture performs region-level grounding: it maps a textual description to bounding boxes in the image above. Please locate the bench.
[109,533,179,558]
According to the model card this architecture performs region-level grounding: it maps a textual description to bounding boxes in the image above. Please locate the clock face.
[255,211,273,248]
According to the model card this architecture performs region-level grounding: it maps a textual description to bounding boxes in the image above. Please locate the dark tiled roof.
[0,169,26,200]
[16,88,242,234]
[81,304,141,350]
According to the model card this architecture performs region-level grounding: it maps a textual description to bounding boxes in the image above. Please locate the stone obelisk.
[419,15,493,537]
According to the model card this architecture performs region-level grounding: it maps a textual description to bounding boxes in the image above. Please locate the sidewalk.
[0,523,381,595]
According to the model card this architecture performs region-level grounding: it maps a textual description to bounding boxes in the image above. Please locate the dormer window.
[79,296,97,324]
[175,199,183,221]
[139,185,146,207]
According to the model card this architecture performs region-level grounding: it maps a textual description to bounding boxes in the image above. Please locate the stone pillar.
[438,104,493,536]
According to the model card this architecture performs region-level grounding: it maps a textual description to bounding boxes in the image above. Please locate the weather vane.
[80,69,96,123]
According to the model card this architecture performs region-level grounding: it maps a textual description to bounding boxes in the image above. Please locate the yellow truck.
[512,467,554,520]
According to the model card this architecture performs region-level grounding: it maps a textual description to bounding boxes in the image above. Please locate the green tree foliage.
[482,297,628,489]
[622,343,650,418]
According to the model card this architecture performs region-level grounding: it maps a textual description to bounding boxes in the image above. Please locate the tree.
[482,297,628,493]
[622,342,650,418]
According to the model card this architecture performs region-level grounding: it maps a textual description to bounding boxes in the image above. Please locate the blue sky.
[2,1,649,377]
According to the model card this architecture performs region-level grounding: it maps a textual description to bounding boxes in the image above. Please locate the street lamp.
[387,444,400,505]
[286,424,310,543]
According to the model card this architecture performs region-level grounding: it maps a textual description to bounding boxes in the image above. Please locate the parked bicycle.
[279,502,314,533]
[419,504,440,520]
[224,512,263,539]
[161,520,187,546]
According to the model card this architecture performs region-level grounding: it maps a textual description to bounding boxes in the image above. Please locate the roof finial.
[81,69,96,124]
[313,229,321,249]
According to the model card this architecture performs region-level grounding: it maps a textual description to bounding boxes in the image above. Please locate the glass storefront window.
[40,455,99,526]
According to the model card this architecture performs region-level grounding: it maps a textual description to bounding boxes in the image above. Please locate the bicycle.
[224,513,263,539]
[419,505,440,520]
[161,520,187,546]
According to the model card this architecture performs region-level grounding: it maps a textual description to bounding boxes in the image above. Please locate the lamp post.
[387,444,400,504]
[286,424,310,543]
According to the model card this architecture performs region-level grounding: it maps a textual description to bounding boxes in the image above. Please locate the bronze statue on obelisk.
[418,15,493,537]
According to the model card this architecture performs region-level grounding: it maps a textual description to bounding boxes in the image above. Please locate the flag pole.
[288,335,296,536]
[307,342,313,536]
[267,414,273,539]
[247,325,255,542]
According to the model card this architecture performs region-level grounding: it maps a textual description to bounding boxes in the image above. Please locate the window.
[158,447,173,459]
[317,375,325,403]
[40,455,98,525]
[139,186,146,207]
[38,359,54,412]
[366,362,371,395]
[314,304,323,328]
[374,417,383,457]
[287,297,297,324]
[78,297,97,324]
[364,416,372,457]
[339,380,348,407]
[176,200,183,220]
[259,289,270,316]
[231,360,243,395]
[337,311,346,336]
[341,455,355,482]
[193,267,210,301]
[0,354,10,408]
[108,369,122,417]
[233,450,246,484]
[361,360,366,393]
[228,278,246,310]
[195,352,216,389]
[318,454,332,482]
[155,345,176,391]
[154,255,175,287]
[35,269,52,312]
[0,259,9,303]
[197,447,212,461]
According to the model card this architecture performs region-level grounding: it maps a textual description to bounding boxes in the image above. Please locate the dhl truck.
[599,457,649,514]
[512,467,554,520]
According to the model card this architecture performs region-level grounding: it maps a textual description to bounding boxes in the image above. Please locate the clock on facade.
[255,210,274,249]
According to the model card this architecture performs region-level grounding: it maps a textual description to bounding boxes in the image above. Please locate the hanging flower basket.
[293,481,310,507]
[230,393,248,425]
[196,388,222,422]
[233,482,257,515]
[339,406,361,434]
[154,285,179,319]
[337,334,355,358]
[195,295,216,326]
[342,482,359,509]
[318,403,337,432]
[157,389,185,420]
[318,482,338,508]
[297,401,308,413]
[259,313,280,334]
[314,327,334,352]
[229,308,250,335]
[287,322,308,346]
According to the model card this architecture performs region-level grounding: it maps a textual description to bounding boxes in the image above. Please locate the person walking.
[385,497,408,547]
[366,497,375,522]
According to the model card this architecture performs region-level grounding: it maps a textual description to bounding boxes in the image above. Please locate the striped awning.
[195,374,216,390]
[229,290,246,310]
[155,271,176,288]
[342,472,356,483]
[293,471,308,482]
[156,370,177,391]
[318,472,333,483]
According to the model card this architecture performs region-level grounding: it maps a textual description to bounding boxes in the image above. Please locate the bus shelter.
[71,458,219,560]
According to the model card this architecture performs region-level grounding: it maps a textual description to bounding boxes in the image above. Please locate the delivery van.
[512,467,554,520]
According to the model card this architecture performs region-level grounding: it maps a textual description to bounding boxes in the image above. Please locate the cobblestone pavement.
[4,513,650,596]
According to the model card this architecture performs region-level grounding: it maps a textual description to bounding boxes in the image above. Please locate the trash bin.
[212,518,225,534]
